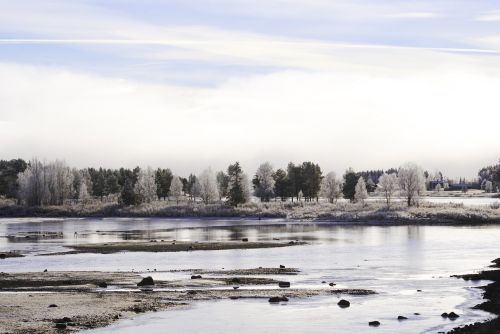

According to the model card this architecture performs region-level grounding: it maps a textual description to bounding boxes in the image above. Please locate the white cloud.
[475,11,500,22]
[1,51,500,177]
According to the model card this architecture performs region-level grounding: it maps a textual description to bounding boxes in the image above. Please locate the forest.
[0,158,499,210]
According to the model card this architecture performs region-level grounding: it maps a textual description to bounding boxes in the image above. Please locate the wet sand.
[42,240,306,256]
[0,269,375,334]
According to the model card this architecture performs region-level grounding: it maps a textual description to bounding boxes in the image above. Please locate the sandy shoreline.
[0,269,375,334]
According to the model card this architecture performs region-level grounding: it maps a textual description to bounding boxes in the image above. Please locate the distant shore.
[1,198,499,225]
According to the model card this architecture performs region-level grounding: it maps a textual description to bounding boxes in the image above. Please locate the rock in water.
[337,299,350,308]
[368,321,381,327]
[191,275,202,279]
[241,238,248,242]
[280,265,286,269]
[98,282,108,288]
[137,276,154,286]
[397,316,408,320]
[448,312,460,319]
[48,304,58,308]
[278,282,291,288]
[329,283,336,286]
[268,296,289,303]
[441,312,449,318]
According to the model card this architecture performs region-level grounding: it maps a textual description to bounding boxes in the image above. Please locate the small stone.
[48,304,58,308]
[55,323,67,329]
[278,282,291,288]
[337,299,350,308]
[233,286,239,290]
[441,312,449,318]
[43,269,48,272]
[241,238,248,242]
[137,276,154,286]
[329,283,336,286]
[268,296,289,303]
[448,312,460,319]
[279,265,286,269]
[191,275,202,279]
[397,316,408,320]
[98,282,108,288]
[368,321,380,327]
[417,289,422,292]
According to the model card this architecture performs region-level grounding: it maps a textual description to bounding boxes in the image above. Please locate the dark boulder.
[368,321,381,327]
[98,282,108,288]
[397,316,408,320]
[191,275,202,279]
[48,304,58,308]
[278,282,291,288]
[137,276,154,286]
[337,299,350,308]
[448,312,460,319]
[441,312,449,318]
[268,296,289,303]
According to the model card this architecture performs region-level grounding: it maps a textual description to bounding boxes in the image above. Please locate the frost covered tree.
[354,177,368,204]
[17,159,74,206]
[216,171,229,201]
[134,167,157,204]
[253,162,275,202]
[398,162,426,207]
[199,168,219,204]
[17,158,46,206]
[241,173,252,203]
[169,176,184,204]
[78,180,90,202]
[320,172,343,203]
[377,173,399,208]
[485,181,493,193]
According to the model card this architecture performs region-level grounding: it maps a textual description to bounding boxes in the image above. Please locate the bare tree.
[398,162,426,207]
[253,162,275,202]
[134,167,157,203]
[169,176,184,204]
[485,181,493,193]
[199,168,219,204]
[320,172,343,203]
[354,177,368,204]
[377,173,399,208]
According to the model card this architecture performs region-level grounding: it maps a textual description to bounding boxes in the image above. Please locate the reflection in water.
[1,218,500,333]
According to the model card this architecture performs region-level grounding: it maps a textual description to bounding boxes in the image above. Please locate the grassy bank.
[1,198,499,225]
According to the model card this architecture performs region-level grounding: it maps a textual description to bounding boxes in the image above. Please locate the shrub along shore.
[1,199,499,225]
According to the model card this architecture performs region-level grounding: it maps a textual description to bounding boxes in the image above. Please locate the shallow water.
[1,218,499,333]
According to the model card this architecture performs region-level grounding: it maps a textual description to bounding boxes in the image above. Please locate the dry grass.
[1,197,500,224]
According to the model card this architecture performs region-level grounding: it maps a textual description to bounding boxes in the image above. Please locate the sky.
[1,0,500,178]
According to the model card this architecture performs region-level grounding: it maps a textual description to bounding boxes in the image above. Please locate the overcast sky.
[1,0,500,178]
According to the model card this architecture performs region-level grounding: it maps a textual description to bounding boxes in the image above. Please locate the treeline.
[478,160,500,193]
[1,158,499,209]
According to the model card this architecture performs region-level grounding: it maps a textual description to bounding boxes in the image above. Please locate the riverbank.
[0,269,375,334]
[1,199,500,225]
[448,258,500,333]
